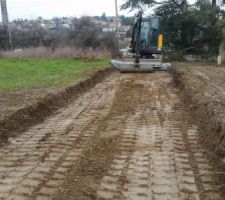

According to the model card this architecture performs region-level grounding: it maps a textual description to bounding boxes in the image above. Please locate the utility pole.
[114,0,120,54]
[0,0,12,49]
[115,0,119,39]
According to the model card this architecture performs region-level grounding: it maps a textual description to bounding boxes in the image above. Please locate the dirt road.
[0,72,222,200]
[189,65,225,96]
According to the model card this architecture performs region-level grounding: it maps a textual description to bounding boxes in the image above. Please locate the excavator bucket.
[111,59,171,73]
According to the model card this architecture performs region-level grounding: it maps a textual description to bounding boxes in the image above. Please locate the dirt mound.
[171,65,225,189]
[0,68,113,145]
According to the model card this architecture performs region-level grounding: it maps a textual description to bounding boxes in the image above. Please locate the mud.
[171,63,225,195]
[0,88,60,121]
[0,70,223,200]
[0,68,113,144]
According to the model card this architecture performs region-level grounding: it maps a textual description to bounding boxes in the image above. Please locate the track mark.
[0,72,222,200]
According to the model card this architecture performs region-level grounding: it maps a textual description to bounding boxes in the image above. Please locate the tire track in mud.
[190,66,225,97]
[0,73,119,200]
[96,73,223,200]
[0,72,222,200]
[53,74,147,200]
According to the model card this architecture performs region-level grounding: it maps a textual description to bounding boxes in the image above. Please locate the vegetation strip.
[0,58,109,89]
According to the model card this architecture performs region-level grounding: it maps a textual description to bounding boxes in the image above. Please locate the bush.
[69,17,118,53]
[0,50,3,58]
[4,47,110,61]
[165,51,185,62]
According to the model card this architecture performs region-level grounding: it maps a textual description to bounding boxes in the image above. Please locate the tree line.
[0,16,118,53]
[1,1,224,56]
[122,0,225,56]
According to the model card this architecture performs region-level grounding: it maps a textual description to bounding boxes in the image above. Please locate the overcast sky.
[0,0,137,21]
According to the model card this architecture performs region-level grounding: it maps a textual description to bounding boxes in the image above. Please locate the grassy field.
[0,58,109,89]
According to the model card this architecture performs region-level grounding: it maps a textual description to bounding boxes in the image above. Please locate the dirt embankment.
[171,64,225,186]
[0,68,113,144]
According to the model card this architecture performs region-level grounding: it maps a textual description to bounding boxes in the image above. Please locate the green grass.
[0,58,109,89]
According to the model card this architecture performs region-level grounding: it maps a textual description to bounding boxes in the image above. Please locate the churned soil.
[171,62,225,196]
[0,68,113,144]
[0,69,223,200]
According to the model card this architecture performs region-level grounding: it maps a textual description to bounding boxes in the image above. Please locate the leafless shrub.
[4,47,110,61]
[0,49,3,58]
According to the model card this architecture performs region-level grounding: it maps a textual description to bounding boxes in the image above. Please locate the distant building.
[102,27,116,32]
[120,26,130,32]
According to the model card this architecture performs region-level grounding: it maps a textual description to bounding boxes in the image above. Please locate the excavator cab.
[130,15,162,58]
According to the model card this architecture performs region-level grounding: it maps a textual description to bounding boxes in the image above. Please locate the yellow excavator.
[111,11,171,73]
